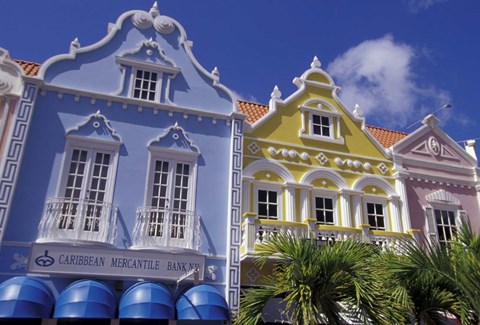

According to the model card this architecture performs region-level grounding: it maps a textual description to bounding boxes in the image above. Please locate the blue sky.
[1,0,479,156]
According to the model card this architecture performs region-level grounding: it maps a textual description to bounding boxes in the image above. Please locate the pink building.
[391,114,480,244]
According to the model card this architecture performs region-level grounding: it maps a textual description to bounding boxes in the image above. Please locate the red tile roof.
[237,100,269,123]
[237,100,408,147]
[12,59,41,76]
[365,125,408,148]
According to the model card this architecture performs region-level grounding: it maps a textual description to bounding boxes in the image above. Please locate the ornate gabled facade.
[391,114,480,245]
[238,57,415,287]
[0,3,242,322]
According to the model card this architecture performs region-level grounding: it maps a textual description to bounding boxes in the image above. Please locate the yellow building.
[238,57,416,286]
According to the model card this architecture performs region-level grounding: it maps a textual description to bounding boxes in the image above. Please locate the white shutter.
[457,210,467,227]
[425,207,438,243]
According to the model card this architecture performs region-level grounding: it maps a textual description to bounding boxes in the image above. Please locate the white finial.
[95,110,101,115]
[310,56,321,68]
[353,104,364,118]
[70,37,80,51]
[150,1,160,17]
[271,85,281,99]
[212,67,220,81]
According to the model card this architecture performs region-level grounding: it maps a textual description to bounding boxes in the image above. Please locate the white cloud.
[406,0,448,13]
[232,90,258,103]
[327,35,451,129]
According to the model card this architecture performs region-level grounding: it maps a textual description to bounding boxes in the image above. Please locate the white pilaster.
[388,195,402,232]
[299,187,311,222]
[284,183,296,222]
[394,170,411,232]
[242,176,254,213]
[352,193,363,227]
[339,189,352,227]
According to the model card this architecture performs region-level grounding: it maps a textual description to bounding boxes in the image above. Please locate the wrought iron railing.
[37,198,117,245]
[132,207,200,250]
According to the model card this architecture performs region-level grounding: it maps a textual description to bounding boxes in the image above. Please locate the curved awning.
[176,285,230,321]
[0,276,54,318]
[54,280,116,318]
[119,282,174,319]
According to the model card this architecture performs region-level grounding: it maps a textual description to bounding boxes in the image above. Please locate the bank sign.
[28,243,205,281]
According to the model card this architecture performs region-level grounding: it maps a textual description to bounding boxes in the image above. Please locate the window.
[367,202,385,230]
[59,147,114,233]
[312,114,331,137]
[116,55,180,104]
[315,197,334,225]
[434,209,457,245]
[258,189,279,219]
[132,69,159,101]
[148,159,192,240]
[299,102,344,144]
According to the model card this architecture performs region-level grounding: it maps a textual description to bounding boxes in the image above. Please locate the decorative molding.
[300,168,348,189]
[352,175,397,196]
[66,110,123,144]
[246,267,260,283]
[428,136,440,156]
[226,118,243,312]
[426,189,461,206]
[243,159,295,183]
[244,136,391,164]
[268,147,309,161]
[334,157,372,171]
[377,162,389,175]
[0,48,24,97]
[148,122,200,154]
[247,141,260,155]
[205,264,217,281]
[316,152,328,165]
[244,155,396,179]
[0,84,38,244]
[10,253,27,270]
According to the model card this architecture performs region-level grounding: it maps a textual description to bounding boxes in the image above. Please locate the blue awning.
[176,285,230,320]
[0,276,54,318]
[54,280,116,318]
[119,282,174,319]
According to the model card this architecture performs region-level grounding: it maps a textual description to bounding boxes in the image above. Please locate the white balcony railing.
[241,213,416,255]
[131,207,201,251]
[37,198,118,245]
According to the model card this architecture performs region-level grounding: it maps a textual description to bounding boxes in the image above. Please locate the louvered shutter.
[425,207,438,243]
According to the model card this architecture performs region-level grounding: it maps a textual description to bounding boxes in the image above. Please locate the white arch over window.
[300,168,348,189]
[352,175,396,196]
[352,175,402,232]
[243,159,295,183]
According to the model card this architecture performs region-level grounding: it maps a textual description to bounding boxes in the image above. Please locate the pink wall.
[406,177,480,232]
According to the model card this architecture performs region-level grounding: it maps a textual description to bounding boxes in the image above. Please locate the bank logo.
[35,250,55,267]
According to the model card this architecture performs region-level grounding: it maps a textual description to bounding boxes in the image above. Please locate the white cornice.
[30,82,240,122]
[116,56,180,75]
[407,172,477,188]
[393,123,478,167]
[401,156,476,175]
[244,137,392,164]
[244,155,395,180]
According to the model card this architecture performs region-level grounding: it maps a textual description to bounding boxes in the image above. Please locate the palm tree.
[236,234,405,324]
[382,239,472,324]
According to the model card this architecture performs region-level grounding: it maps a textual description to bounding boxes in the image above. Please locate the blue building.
[0,3,243,323]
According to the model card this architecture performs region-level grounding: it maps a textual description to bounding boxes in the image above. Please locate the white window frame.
[311,189,338,225]
[56,136,120,205]
[129,67,162,102]
[426,202,464,246]
[254,182,283,220]
[116,56,180,103]
[144,147,199,212]
[364,195,389,231]
[299,106,344,144]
